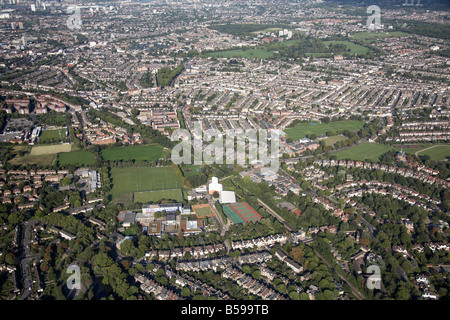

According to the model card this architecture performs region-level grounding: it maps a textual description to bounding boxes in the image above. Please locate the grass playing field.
[102,144,164,162]
[110,167,182,199]
[334,142,393,162]
[322,135,348,147]
[9,153,57,166]
[285,120,364,140]
[350,31,409,43]
[206,48,274,59]
[30,144,72,155]
[322,40,370,54]
[134,188,184,203]
[39,128,68,144]
[58,150,95,166]
[180,165,203,177]
[413,145,450,161]
[393,144,450,161]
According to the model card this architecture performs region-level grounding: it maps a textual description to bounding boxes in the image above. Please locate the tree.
[289,291,299,300]
[291,247,304,262]
[395,283,410,300]
[241,265,251,274]
[276,283,287,294]
[60,177,72,186]
[299,292,310,300]
[119,239,135,256]
[252,270,261,279]
[181,287,191,297]
[5,253,18,265]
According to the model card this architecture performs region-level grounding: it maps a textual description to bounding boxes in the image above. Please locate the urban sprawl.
[0,0,449,302]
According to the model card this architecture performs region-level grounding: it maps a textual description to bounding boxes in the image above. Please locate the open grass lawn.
[322,40,370,54]
[102,144,164,162]
[285,120,364,140]
[350,31,409,43]
[206,48,274,59]
[111,167,182,199]
[180,165,203,177]
[134,188,184,203]
[9,153,57,166]
[334,142,393,162]
[415,145,450,161]
[58,150,95,166]
[394,144,450,161]
[322,135,348,147]
[39,128,68,144]
[30,144,72,155]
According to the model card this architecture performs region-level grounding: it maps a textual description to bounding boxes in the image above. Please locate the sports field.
[39,128,68,144]
[102,144,164,162]
[414,145,450,161]
[322,135,348,147]
[223,202,261,224]
[223,205,245,224]
[58,150,95,166]
[110,167,182,199]
[30,144,72,155]
[350,31,409,43]
[323,40,370,54]
[394,144,450,161]
[180,165,203,177]
[206,48,274,59]
[192,204,216,218]
[134,188,183,203]
[9,153,57,166]
[334,142,393,162]
[285,120,364,140]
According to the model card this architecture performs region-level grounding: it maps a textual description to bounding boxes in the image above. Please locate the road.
[206,194,228,238]
[19,220,39,300]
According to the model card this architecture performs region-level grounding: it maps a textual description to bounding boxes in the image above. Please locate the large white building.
[208,177,223,194]
[142,203,182,216]
[219,190,236,204]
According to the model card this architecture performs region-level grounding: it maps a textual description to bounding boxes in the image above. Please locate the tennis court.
[223,202,262,224]
[223,205,245,224]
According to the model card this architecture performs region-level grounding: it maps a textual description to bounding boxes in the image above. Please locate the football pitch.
[30,144,72,155]
[134,189,183,203]
[285,120,364,140]
[102,144,164,162]
[334,142,393,162]
[58,150,95,166]
[39,128,68,144]
[111,167,182,199]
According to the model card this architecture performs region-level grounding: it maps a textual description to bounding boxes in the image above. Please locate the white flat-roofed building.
[219,190,236,204]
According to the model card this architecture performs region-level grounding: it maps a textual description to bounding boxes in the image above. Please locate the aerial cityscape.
[0,0,449,304]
